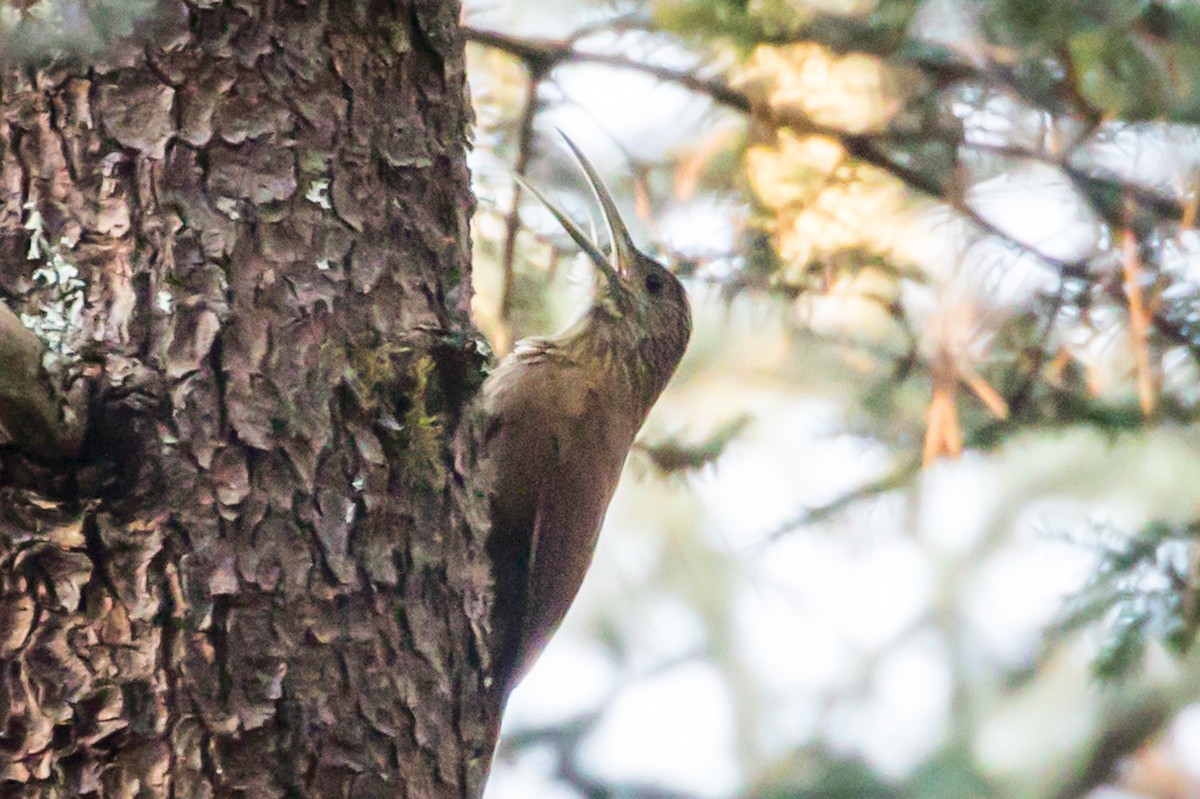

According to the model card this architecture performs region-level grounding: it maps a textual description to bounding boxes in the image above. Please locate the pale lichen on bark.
[0,301,85,459]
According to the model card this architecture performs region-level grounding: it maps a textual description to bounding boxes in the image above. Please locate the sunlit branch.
[1120,222,1158,417]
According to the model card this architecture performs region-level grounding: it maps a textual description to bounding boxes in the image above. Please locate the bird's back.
[482,340,639,689]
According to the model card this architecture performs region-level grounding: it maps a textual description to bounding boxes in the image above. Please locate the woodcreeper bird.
[482,136,692,694]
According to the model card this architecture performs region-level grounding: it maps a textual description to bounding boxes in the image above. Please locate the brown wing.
[514,401,633,677]
[482,351,636,691]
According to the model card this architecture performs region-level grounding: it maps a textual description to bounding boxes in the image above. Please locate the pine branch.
[463,25,1184,277]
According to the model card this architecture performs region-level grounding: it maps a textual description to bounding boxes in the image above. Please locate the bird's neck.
[553,308,662,421]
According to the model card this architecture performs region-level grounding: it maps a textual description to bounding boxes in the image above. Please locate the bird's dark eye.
[644,273,664,295]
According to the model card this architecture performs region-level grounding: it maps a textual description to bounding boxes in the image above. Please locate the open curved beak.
[509,131,637,288]
[556,131,636,281]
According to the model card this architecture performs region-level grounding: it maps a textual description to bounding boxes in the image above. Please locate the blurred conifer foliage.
[467,0,1200,797]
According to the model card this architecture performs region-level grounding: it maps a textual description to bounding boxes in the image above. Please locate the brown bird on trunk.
[482,135,692,695]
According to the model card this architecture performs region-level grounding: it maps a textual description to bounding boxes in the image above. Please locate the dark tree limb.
[464,25,1188,272]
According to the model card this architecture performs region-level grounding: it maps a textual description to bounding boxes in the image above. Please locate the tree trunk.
[0,2,498,797]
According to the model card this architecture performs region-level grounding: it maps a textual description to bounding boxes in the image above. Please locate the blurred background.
[463,1,1200,797]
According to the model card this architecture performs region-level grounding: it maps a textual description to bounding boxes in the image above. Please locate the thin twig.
[764,456,922,541]
[498,77,542,326]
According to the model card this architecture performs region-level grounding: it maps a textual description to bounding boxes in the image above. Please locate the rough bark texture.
[0,2,498,797]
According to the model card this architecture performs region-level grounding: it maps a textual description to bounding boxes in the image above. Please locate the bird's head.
[514,134,692,400]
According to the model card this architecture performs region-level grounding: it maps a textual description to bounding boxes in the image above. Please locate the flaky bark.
[0,2,498,797]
